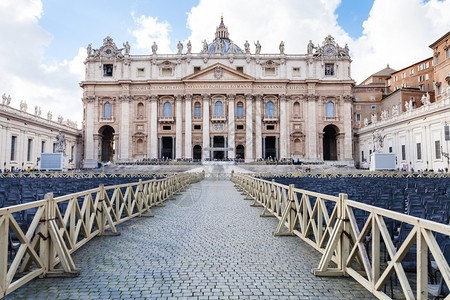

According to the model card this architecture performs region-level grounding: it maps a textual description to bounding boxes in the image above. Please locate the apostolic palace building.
[80,18,354,168]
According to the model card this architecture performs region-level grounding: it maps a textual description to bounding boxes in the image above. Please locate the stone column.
[343,95,353,161]
[279,94,287,159]
[255,94,262,159]
[245,94,253,161]
[227,94,235,159]
[202,94,210,160]
[306,95,318,160]
[150,95,158,159]
[175,94,183,159]
[184,94,192,159]
[119,95,130,160]
[84,97,95,162]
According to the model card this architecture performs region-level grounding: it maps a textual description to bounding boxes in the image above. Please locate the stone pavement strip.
[6,179,375,300]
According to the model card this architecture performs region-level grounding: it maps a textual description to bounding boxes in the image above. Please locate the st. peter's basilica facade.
[81,18,354,167]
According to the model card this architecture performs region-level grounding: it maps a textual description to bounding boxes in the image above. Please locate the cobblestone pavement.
[6,178,375,299]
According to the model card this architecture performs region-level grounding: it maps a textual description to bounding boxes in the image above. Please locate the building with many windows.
[0,96,81,171]
[81,18,354,167]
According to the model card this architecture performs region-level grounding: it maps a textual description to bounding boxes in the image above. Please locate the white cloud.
[131,13,173,54]
[187,0,350,54]
[351,0,450,83]
[0,0,84,126]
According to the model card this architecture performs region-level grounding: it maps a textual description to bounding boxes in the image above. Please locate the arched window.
[266,101,274,117]
[236,102,244,117]
[215,101,223,116]
[194,102,201,118]
[137,102,144,119]
[163,102,172,117]
[103,102,112,118]
[326,101,334,117]
[293,102,300,118]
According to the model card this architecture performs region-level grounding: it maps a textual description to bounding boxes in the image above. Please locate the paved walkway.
[6,180,375,299]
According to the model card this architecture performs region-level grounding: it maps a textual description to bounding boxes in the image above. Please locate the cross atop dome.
[202,17,243,54]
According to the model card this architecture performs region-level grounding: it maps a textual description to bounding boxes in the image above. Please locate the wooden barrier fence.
[0,172,203,298]
[232,173,450,300]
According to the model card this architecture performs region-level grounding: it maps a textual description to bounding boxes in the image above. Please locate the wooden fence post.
[0,214,8,297]
[97,185,120,236]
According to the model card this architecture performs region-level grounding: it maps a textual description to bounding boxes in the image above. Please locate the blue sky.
[0,0,449,126]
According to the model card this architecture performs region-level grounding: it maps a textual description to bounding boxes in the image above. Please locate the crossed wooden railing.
[232,173,450,300]
[0,172,204,298]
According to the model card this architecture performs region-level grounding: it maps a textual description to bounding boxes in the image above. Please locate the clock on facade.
[324,45,335,56]
[104,48,113,56]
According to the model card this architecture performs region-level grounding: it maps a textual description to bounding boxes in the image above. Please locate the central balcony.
[158,116,175,123]
[263,116,279,123]
[211,115,227,123]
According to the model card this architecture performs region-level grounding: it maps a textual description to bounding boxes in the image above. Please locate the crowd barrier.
[0,172,204,298]
[232,173,450,300]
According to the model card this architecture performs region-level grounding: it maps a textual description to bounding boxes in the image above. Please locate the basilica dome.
[201,17,244,54]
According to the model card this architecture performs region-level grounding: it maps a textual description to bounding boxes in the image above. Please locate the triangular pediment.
[183,63,254,81]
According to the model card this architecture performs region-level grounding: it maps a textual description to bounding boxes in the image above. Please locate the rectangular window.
[324,64,334,76]
[266,125,275,130]
[361,151,365,162]
[445,125,450,140]
[137,68,145,77]
[446,48,450,59]
[41,141,45,153]
[162,67,173,76]
[236,66,244,72]
[435,140,441,159]
[419,84,424,91]
[418,75,424,82]
[394,76,398,82]
[402,72,406,79]
[402,83,407,88]
[416,143,422,160]
[436,56,440,64]
[401,145,406,161]
[163,125,171,130]
[53,143,56,153]
[194,66,201,72]
[409,69,414,75]
[236,125,244,130]
[194,106,201,118]
[71,146,74,161]
[418,64,423,71]
[10,136,16,161]
[264,67,276,76]
[27,139,32,161]
[356,114,361,121]
[389,147,393,153]
[193,125,201,130]
[371,105,377,110]
[425,62,430,68]
[425,74,429,80]
[103,64,113,77]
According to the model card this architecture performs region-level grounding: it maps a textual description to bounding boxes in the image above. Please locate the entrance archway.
[323,125,338,161]
[236,145,245,159]
[161,137,173,159]
[264,136,277,159]
[99,126,115,162]
[193,145,202,160]
[213,136,225,159]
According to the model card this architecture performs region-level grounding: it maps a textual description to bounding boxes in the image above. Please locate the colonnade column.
[245,94,253,161]
[255,94,262,159]
[227,93,235,159]
[306,95,319,160]
[119,95,130,161]
[202,94,210,160]
[149,95,158,158]
[343,95,353,161]
[279,94,287,159]
[175,94,183,159]
[184,94,192,159]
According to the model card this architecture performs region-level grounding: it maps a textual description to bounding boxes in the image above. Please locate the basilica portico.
[81,18,354,167]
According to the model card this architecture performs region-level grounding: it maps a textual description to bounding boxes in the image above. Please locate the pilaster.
[175,94,183,159]
[119,95,130,160]
[279,94,287,159]
[255,94,262,159]
[150,95,158,158]
[184,94,192,159]
[227,94,236,159]
[306,94,319,160]
[245,93,253,161]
